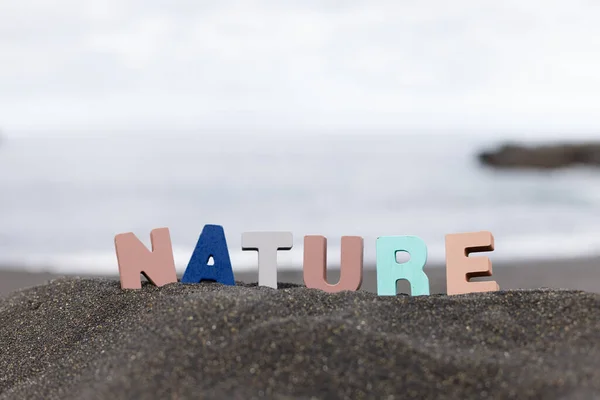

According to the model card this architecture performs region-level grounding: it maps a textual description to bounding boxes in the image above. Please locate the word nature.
[115,225,499,296]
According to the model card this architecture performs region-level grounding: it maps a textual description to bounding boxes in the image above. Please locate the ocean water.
[1,132,600,275]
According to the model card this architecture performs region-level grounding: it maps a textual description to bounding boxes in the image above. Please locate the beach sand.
[0,278,599,399]
[0,259,598,399]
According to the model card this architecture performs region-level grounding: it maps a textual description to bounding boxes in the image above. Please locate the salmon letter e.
[445,231,499,295]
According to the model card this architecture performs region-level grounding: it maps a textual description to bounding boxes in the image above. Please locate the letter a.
[376,236,430,296]
[303,235,363,293]
[115,227,178,290]
[181,224,235,285]
[445,231,499,295]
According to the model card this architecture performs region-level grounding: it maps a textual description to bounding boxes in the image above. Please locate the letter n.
[114,227,178,290]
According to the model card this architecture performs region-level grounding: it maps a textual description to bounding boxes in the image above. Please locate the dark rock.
[478,142,600,169]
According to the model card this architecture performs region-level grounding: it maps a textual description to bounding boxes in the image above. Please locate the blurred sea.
[1,132,600,275]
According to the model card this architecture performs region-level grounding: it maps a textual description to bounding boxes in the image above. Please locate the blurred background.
[0,1,599,288]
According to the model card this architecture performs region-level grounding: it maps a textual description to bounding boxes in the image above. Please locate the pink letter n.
[115,227,178,289]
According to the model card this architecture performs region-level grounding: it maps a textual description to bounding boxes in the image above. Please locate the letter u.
[303,235,363,293]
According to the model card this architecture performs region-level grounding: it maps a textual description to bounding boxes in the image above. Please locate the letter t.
[242,232,293,289]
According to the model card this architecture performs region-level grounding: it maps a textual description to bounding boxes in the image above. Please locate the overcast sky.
[1,0,600,135]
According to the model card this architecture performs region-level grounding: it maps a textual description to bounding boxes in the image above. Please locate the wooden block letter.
[242,232,293,289]
[115,227,178,290]
[376,236,430,296]
[445,231,499,295]
[303,235,363,293]
[182,224,236,285]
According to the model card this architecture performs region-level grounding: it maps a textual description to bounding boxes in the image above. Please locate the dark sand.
[0,270,599,398]
[0,259,598,399]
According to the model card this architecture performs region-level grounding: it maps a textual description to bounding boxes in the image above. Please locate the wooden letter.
[115,227,177,290]
[242,232,293,289]
[445,231,499,295]
[303,235,363,293]
[376,236,430,296]
[182,224,236,286]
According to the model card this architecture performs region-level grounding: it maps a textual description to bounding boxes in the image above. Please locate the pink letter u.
[303,235,363,293]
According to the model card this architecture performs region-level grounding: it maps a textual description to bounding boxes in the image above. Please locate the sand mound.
[0,278,598,399]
